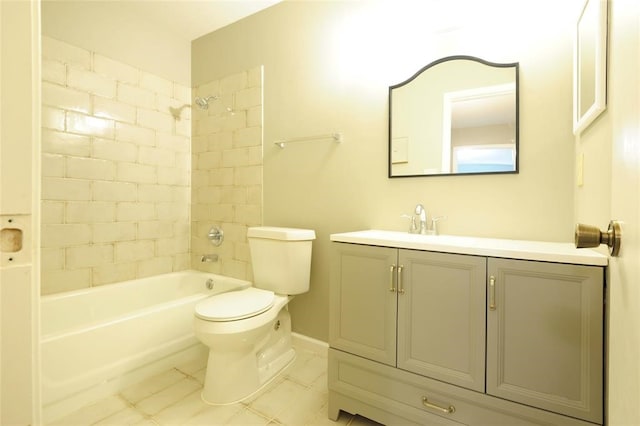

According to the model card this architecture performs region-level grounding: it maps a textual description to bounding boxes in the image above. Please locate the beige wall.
[40,37,192,295]
[193,1,581,340]
[191,67,263,280]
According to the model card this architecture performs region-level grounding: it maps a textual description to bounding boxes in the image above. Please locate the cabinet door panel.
[329,243,397,366]
[487,258,603,424]
[397,250,486,392]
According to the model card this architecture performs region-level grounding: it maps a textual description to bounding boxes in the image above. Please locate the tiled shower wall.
[191,67,263,281]
[40,37,192,295]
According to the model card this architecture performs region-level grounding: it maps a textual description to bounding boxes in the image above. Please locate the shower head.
[194,95,219,110]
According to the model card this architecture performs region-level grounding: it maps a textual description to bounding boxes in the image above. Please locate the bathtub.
[41,270,250,421]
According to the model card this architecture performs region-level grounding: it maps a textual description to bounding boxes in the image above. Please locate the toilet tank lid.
[248,226,316,241]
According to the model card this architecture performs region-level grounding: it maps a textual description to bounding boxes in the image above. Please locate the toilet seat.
[195,288,275,321]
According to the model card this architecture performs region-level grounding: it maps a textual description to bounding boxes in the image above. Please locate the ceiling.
[43,0,283,43]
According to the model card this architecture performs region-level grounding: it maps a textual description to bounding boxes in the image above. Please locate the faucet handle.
[401,214,419,234]
[429,216,447,235]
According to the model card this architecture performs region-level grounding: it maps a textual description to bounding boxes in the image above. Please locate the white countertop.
[330,230,608,266]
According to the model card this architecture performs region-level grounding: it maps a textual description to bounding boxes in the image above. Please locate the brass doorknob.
[575,220,622,256]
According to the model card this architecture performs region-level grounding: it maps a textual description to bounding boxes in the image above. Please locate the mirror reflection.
[389,56,519,177]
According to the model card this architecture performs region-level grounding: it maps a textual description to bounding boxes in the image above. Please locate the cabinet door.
[329,243,398,366]
[486,258,603,424]
[397,250,487,392]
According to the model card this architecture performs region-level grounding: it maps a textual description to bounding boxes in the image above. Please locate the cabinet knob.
[575,220,621,256]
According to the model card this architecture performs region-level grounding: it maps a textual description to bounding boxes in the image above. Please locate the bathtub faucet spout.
[201,254,218,263]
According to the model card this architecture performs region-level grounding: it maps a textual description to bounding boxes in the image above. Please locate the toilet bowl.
[193,226,315,405]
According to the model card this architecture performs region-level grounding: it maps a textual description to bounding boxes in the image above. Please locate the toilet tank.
[247,227,316,295]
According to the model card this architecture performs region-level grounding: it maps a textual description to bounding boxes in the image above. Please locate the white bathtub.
[41,270,250,421]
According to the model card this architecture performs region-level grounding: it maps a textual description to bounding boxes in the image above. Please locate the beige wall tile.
[117,83,156,109]
[94,54,139,84]
[41,37,192,294]
[42,177,91,201]
[41,37,91,70]
[139,146,175,167]
[66,244,114,269]
[157,167,189,186]
[41,129,91,157]
[116,202,156,222]
[42,154,65,177]
[137,108,174,134]
[140,72,173,97]
[41,201,65,224]
[41,224,91,248]
[92,181,137,202]
[42,105,66,131]
[66,156,115,180]
[137,221,174,239]
[92,222,137,243]
[42,82,91,114]
[115,122,156,146]
[137,257,174,278]
[66,201,116,223]
[92,262,137,286]
[92,138,138,163]
[116,162,157,184]
[42,59,67,85]
[93,96,136,123]
[66,111,115,138]
[115,240,155,262]
[41,248,64,271]
[235,87,262,110]
[68,68,117,98]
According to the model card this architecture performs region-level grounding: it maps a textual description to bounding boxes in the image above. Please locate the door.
[0,1,40,424]
[605,0,640,423]
[397,250,486,392]
[486,258,603,424]
[329,243,398,366]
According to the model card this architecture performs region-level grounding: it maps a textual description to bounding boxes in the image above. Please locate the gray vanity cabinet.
[396,249,486,392]
[329,241,604,426]
[329,244,398,366]
[486,258,603,424]
[329,244,486,392]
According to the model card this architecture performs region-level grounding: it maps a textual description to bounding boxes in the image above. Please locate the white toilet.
[193,226,316,405]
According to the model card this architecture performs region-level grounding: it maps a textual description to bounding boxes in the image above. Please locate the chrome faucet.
[415,204,428,234]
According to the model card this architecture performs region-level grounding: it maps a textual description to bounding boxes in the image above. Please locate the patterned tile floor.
[48,347,382,426]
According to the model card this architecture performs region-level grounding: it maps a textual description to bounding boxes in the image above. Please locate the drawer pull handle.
[422,396,455,414]
[397,265,405,294]
[489,275,496,311]
[389,265,396,292]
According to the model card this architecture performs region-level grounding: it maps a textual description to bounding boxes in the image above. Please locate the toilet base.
[200,308,295,405]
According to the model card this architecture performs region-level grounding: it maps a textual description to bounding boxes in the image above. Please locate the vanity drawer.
[328,349,597,426]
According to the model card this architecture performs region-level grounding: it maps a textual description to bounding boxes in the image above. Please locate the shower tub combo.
[40,270,250,422]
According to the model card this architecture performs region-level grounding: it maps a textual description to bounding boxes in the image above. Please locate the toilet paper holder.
[575,220,622,256]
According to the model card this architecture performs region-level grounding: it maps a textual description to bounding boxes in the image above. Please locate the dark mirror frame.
[388,55,520,178]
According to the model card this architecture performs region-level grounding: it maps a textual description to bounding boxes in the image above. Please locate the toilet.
[193,226,316,405]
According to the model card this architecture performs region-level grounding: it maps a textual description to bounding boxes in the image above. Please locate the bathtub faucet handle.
[205,278,214,290]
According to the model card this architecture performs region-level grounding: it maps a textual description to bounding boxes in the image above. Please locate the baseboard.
[292,332,328,357]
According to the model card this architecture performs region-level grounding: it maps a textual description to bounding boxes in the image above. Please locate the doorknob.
[575,220,622,256]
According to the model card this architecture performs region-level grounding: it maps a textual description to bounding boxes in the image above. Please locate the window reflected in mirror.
[389,56,519,177]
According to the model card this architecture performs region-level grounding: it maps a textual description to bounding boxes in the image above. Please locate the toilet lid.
[195,288,275,321]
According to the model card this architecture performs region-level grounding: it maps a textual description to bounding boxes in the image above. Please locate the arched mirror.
[389,56,519,177]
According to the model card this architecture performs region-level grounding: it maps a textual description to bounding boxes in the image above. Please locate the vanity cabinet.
[328,237,605,426]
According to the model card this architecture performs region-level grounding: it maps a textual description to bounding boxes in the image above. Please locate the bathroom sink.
[330,229,608,266]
